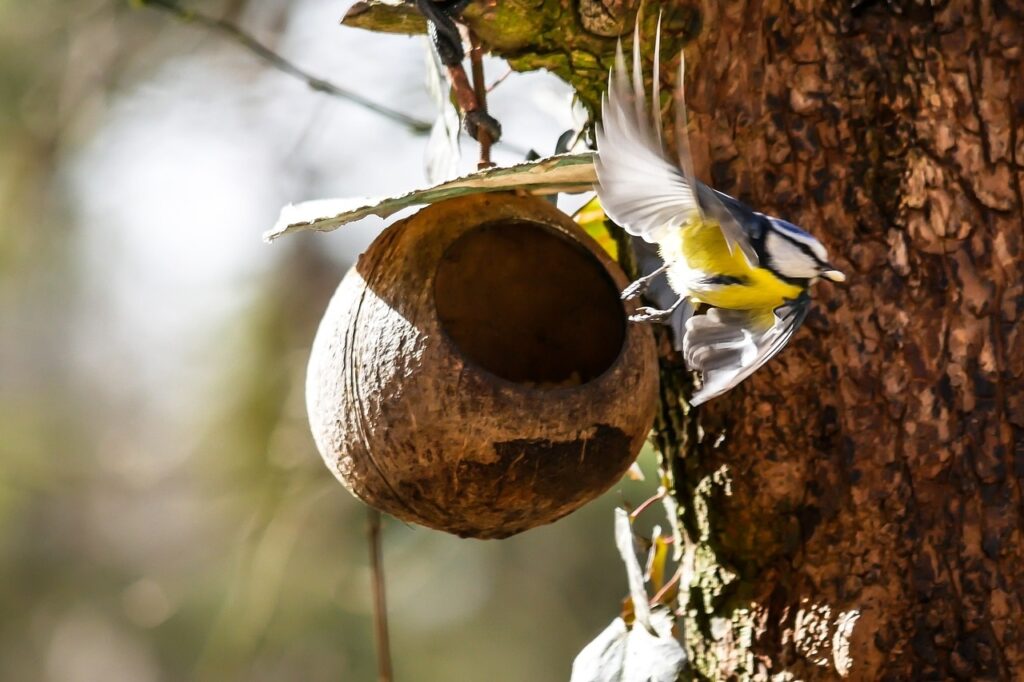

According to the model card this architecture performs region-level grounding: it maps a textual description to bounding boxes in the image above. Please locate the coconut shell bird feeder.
[305,191,658,539]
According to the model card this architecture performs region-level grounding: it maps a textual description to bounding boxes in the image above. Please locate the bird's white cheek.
[765,234,822,279]
[767,255,818,279]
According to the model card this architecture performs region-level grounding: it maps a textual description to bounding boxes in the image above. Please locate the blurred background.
[0,1,661,679]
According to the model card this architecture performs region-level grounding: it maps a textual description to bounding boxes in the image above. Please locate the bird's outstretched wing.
[594,24,758,265]
[682,294,811,405]
[595,37,698,245]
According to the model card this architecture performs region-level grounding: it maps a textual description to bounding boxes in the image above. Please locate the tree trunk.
[348,0,1024,678]
[652,2,1024,679]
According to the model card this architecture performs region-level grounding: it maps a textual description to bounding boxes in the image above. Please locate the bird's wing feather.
[682,294,811,405]
[696,184,763,261]
[595,41,698,245]
[595,29,758,265]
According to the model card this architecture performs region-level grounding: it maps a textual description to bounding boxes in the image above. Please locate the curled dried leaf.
[570,608,686,682]
[265,153,596,241]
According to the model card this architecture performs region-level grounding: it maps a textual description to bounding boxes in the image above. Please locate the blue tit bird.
[594,33,845,406]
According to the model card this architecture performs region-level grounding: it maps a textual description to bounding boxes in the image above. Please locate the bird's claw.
[620,278,650,301]
[629,306,675,323]
[620,263,668,302]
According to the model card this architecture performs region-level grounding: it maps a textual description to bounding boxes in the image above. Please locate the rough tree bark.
[348,0,1024,678]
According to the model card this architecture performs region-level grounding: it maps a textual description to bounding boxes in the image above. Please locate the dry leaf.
[265,152,596,242]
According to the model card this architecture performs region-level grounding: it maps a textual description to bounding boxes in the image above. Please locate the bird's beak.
[821,268,846,283]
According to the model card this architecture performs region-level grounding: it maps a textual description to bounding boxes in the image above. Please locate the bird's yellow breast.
[659,219,804,310]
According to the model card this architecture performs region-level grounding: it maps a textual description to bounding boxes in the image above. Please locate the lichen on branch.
[342,0,699,115]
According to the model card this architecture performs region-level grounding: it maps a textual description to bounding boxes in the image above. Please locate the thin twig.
[367,508,393,682]
[486,67,514,93]
[629,490,667,521]
[140,0,432,134]
[467,31,493,169]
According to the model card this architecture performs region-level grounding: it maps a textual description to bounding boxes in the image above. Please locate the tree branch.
[468,31,493,169]
[140,0,433,134]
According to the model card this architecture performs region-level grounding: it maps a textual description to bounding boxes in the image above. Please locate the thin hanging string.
[368,508,393,682]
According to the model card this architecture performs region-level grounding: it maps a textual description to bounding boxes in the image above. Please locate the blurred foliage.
[575,195,618,261]
[0,1,665,680]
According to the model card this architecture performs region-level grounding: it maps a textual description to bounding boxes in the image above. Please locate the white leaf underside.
[614,507,652,631]
[571,509,686,682]
[264,152,597,242]
[570,610,686,682]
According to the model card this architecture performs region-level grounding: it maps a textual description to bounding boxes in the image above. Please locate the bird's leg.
[620,262,669,301]
[629,296,685,324]
[415,0,501,144]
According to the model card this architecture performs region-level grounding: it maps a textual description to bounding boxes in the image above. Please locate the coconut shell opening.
[433,219,626,387]
[307,193,658,538]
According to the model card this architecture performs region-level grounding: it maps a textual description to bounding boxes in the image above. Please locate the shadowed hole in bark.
[433,219,626,385]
